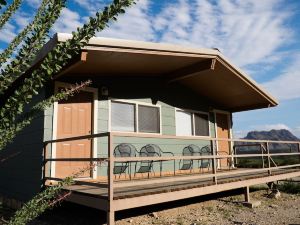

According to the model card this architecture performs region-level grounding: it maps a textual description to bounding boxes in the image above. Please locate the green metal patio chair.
[200,145,212,172]
[134,144,174,178]
[113,143,137,180]
[179,144,201,172]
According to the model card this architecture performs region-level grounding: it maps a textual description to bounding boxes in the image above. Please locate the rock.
[269,204,279,208]
[128,219,133,223]
[268,189,281,199]
[149,212,159,219]
[242,201,261,208]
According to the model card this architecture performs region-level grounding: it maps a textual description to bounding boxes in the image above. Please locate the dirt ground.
[1,186,300,225]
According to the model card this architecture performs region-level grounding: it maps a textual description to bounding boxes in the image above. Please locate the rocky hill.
[244,129,299,141]
[236,129,299,153]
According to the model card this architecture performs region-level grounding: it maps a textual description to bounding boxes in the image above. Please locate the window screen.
[176,111,193,136]
[194,113,209,136]
[111,101,135,132]
[138,105,160,133]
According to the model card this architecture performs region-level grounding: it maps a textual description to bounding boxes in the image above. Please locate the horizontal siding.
[0,90,46,201]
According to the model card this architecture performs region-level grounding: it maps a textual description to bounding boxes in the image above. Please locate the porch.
[43,132,300,224]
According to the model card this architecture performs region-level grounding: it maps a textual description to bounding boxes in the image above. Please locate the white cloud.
[0,23,16,43]
[99,0,155,41]
[74,0,105,15]
[251,123,291,131]
[154,0,192,43]
[13,12,31,31]
[94,0,293,69]
[263,53,300,100]
[52,8,83,33]
[25,0,40,8]
[152,0,293,67]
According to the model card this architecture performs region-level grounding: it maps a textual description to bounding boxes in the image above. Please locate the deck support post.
[211,140,218,184]
[42,143,48,188]
[266,142,271,175]
[244,186,250,202]
[107,132,115,225]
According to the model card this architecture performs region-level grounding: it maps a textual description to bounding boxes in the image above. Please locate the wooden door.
[55,91,93,178]
[216,113,231,169]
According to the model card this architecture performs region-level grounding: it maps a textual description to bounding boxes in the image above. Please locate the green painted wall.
[88,77,221,177]
[0,90,46,201]
[0,76,228,202]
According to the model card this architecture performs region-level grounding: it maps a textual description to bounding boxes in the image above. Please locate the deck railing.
[43,132,300,224]
[43,132,300,182]
[43,132,300,187]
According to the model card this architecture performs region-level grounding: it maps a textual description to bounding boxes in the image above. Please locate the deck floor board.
[59,168,300,200]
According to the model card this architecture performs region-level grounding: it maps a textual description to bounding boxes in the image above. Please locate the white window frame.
[175,108,211,137]
[109,99,162,135]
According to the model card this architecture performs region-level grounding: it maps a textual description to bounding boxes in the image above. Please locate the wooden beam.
[53,51,88,79]
[167,58,216,83]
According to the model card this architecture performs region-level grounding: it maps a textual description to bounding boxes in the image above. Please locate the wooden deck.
[61,168,300,206]
[43,132,300,224]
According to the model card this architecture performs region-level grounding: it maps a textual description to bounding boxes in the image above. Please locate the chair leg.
[129,162,132,180]
[160,161,162,177]
[173,160,176,176]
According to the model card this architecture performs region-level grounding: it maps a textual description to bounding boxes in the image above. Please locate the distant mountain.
[244,129,299,141]
[236,129,299,153]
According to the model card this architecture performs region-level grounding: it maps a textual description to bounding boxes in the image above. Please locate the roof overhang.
[40,33,279,112]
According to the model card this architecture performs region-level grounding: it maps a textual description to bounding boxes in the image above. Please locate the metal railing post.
[298,143,300,165]
[211,140,218,184]
[260,144,265,168]
[107,132,115,225]
[266,142,271,175]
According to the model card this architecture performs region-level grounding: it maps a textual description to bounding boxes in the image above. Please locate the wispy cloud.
[92,0,295,70]
[73,0,105,15]
[152,0,293,67]
[263,53,300,100]
[251,123,291,131]
[0,23,16,43]
[99,0,155,41]
[52,8,83,33]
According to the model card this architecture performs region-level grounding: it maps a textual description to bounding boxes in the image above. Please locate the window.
[176,111,192,136]
[111,101,135,132]
[194,113,209,136]
[111,101,160,134]
[138,105,160,133]
[176,110,209,136]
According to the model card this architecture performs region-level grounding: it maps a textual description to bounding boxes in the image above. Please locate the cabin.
[1,33,300,224]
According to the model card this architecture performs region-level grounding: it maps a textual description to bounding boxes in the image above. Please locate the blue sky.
[1,0,300,137]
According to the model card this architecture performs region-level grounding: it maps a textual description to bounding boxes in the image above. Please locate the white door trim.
[51,81,98,179]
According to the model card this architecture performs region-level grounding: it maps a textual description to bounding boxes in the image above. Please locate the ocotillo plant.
[0,0,135,223]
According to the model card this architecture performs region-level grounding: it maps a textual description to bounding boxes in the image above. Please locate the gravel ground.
[115,189,300,225]
[1,187,300,225]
